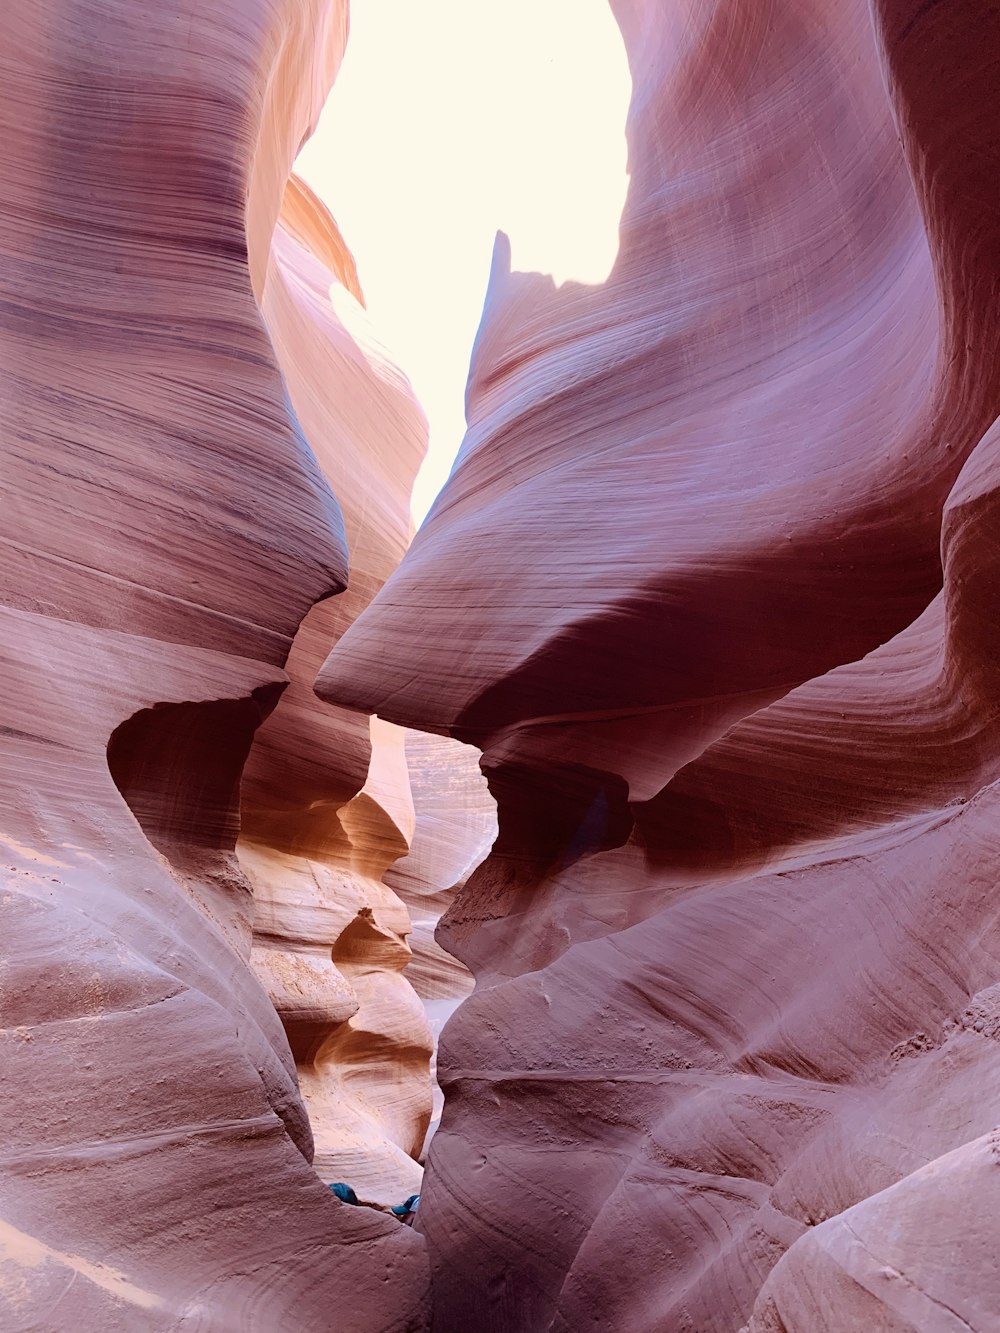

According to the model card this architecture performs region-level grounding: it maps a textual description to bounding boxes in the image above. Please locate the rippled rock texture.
[385,731,498,1148]
[0,2,432,1328]
[320,0,1000,1328]
[240,169,437,1206]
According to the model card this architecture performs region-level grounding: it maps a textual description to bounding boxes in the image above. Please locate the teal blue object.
[329,1183,359,1205]
[391,1193,420,1217]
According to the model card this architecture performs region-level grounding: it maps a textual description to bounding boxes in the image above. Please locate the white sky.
[296,0,632,524]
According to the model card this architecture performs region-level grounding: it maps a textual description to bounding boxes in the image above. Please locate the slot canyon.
[4,1,1000,1330]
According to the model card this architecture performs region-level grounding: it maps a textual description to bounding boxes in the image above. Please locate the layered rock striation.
[9,0,1000,1327]
[0,2,432,1328]
[241,169,436,1205]
[384,731,498,1148]
[319,1,1000,1328]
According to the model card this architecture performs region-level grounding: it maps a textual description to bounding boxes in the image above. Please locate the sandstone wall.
[385,731,498,1149]
[319,1,1000,1328]
[242,170,435,1206]
[0,3,431,1327]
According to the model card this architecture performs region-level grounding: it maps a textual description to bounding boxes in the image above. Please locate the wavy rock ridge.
[0,2,438,1328]
[242,169,438,1206]
[320,1,1000,1328]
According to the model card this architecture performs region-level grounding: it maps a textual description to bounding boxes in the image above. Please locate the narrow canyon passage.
[5,1,1000,1331]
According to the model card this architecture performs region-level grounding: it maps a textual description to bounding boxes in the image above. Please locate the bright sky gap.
[297,0,632,525]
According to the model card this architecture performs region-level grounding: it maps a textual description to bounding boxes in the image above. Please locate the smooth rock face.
[0,2,431,1328]
[319,1,1000,1328]
[386,731,498,1006]
[385,731,498,1146]
[241,171,437,1205]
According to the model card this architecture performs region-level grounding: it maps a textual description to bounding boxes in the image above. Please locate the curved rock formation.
[0,2,430,1328]
[384,731,498,1147]
[240,169,436,1206]
[386,731,497,1007]
[318,0,1000,1328]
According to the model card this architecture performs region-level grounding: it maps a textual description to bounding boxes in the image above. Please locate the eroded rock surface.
[0,3,430,1328]
[240,169,437,1205]
[385,731,498,1147]
[319,1,1000,1328]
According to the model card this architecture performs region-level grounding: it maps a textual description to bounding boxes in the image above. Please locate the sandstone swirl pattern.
[0,3,431,1329]
[320,1,1000,1328]
[241,171,438,1208]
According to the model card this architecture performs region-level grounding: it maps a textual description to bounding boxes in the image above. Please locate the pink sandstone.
[318,0,1000,1328]
[385,730,498,1147]
[242,171,437,1205]
[0,1,432,1327]
[6,0,1000,1328]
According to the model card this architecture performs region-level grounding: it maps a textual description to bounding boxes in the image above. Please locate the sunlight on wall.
[296,0,632,524]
